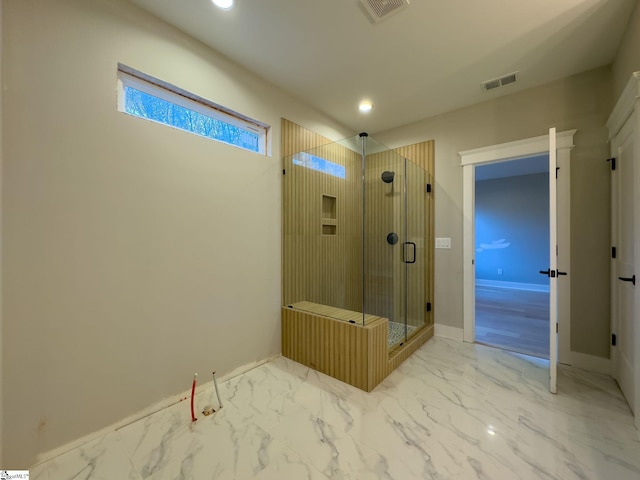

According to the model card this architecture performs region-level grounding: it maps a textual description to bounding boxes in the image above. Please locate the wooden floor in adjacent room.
[475,284,550,358]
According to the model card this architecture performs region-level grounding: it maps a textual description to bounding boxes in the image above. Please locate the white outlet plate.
[435,237,451,249]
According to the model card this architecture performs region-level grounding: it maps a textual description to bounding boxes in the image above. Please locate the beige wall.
[612,0,640,102]
[2,0,351,466]
[376,66,613,359]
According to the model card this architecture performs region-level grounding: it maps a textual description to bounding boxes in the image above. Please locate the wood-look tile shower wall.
[282,119,363,311]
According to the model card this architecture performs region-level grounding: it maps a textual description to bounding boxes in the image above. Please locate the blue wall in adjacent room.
[475,172,549,286]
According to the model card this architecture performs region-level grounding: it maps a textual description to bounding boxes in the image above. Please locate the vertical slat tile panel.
[282,119,363,316]
[282,307,433,392]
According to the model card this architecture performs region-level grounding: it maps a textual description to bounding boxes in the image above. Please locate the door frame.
[460,130,576,365]
[607,71,640,428]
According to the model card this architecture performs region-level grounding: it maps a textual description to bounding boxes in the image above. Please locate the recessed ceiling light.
[359,101,373,113]
[212,0,235,10]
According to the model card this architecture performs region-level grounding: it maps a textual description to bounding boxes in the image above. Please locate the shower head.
[381,171,395,183]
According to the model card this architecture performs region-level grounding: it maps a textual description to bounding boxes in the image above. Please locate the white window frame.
[117,64,270,155]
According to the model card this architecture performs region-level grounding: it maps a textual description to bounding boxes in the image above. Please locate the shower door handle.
[403,242,416,264]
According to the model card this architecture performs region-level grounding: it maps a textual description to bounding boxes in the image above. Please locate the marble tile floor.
[30,337,640,479]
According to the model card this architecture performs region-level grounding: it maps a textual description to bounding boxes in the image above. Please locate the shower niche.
[321,195,337,235]
[281,119,434,391]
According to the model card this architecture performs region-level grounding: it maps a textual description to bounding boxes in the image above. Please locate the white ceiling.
[129,0,637,134]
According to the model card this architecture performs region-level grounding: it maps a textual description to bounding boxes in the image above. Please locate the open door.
[548,127,558,393]
[462,130,575,373]
[538,128,559,393]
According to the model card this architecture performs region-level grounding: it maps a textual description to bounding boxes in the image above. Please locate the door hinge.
[283,169,286,175]
[612,246,617,259]
[556,167,560,179]
[556,323,558,333]
[426,183,432,193]
[612,333,617,346]
[607,157,616,171]
[426,302,432,312]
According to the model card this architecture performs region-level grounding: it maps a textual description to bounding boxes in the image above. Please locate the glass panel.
[405,159,428,341]
[425,171,433,329]
[282,138,364,324]
[361,137,407,342]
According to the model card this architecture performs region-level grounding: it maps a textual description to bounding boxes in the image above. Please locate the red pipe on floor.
[191,373,197,422]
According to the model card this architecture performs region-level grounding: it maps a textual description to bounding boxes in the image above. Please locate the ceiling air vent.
[481,71,518,91]
[359,0,410,24]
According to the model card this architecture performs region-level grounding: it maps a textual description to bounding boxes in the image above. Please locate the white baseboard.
[476,279,550,293]
[568,351,610,375]
[435,324,464,341]
[33,354,280,467]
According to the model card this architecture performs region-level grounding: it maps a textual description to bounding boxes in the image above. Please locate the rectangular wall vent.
[359,0,410,24]
[481,71,518,91]
[500,73,517,86]
[482,79,501,91]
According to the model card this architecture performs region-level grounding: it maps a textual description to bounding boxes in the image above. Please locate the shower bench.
[287,301,384,325]
[282,301,433,391]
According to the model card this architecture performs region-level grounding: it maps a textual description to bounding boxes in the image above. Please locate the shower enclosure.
[282,127,433,391]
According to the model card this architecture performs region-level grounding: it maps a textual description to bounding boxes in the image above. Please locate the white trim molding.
[607,71,640,139]
[434,324,464,341]
[460,130,576,166]
[569,351,611,375]
[462,164,475,343]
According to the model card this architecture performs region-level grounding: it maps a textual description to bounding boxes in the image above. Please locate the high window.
[117,65,269,155]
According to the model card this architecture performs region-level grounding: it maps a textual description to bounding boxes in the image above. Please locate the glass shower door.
[363,150,429,350]
[362,138,407,348]
[363,150,428,349]
[404,158,429,341]
[362,139,430,349]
